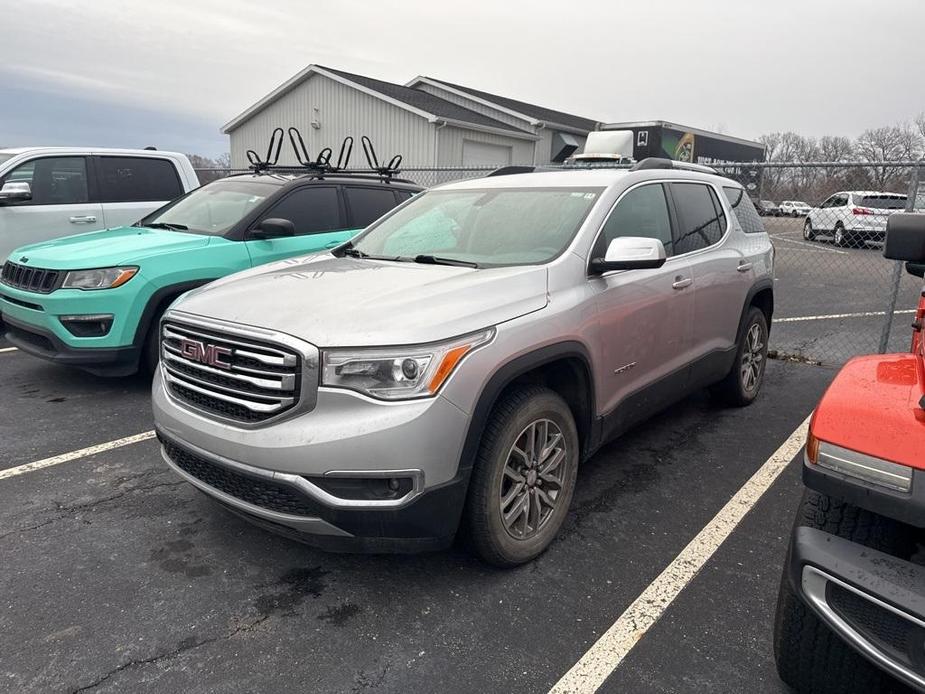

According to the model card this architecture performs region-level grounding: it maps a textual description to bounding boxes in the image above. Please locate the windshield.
[858,195,907,210]
[139,179,279,235]
[351,187,603,267]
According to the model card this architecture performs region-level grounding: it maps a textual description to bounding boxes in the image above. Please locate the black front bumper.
[789,526,925,690]
[2,314,140,376]
[158,431,471,554]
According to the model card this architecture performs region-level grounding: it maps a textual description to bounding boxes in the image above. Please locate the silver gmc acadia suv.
[152,159,774,567]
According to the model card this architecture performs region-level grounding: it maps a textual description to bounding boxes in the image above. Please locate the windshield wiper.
[142,222,189,231]
[412,255,478,268]
[342,245,370,259]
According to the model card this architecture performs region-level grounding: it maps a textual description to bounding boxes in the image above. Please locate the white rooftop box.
[571,130,634,161]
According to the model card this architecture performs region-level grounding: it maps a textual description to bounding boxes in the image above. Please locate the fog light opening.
[59,314,114,338]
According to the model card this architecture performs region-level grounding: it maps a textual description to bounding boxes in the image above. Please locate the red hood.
[812,354,925,470]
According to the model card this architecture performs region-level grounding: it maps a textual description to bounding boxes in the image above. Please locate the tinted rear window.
[858,195,907,210]
[723,187,766,234]
[97,157,183,203]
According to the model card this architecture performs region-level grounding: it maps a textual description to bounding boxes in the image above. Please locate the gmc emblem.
[179,338,232,369]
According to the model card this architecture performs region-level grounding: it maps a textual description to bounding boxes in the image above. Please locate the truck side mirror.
[590,237,667,274]
[884,213,925,262]
[0,181,32,203]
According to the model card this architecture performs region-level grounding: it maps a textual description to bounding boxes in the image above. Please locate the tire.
[834,223,848,248]
[463,385,579,567]
[141,312,163,376]
[710,306,769,407]
[773,490,915,693]
[803,218,816,241]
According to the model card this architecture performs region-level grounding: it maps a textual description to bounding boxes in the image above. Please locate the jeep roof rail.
[630,157,718,174]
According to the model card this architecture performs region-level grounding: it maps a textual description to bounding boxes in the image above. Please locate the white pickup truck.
[0,147,199,262]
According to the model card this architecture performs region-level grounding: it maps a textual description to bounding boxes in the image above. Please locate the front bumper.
[788,526,925,690]
[152,368,474,551]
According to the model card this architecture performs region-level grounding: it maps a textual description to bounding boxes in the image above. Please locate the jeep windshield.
[350,187,603,268]
[137,179,280,236]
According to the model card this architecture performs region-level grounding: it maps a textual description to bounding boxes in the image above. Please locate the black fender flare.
[131,279,219,349]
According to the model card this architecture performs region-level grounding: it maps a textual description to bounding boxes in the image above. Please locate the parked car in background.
[803,190,908,247]
[779,200,812,217]
[773,213,925,694]
[0,148,199,262]
[755,199,779,216]
[152,159,774,566]
[0,172,421,376]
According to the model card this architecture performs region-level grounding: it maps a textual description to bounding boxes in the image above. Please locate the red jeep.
[773,213,925,693]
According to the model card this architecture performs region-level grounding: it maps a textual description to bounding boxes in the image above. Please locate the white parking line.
[0,347,18,353]
[771,236,848,254]
[0,431,156,481]
[776,309,916,323]
[549,414,811,694]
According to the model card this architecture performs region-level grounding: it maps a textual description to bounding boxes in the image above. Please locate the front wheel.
[463,385,579,567]
[711,306,768,407]
[803,218,816,241]
[141,312,163,376]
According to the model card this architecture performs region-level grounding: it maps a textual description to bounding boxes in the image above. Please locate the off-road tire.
[710,306,768,407]
[463,385,579,567]
[773,490,916,693]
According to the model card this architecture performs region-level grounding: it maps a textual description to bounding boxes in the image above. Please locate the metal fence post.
[877,163,920,353]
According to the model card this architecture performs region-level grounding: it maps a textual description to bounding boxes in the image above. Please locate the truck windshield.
[351,187,603,267]
[138,179,279,235]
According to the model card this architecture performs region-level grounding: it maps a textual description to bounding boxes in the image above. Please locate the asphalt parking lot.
[766,216,922,364]
[1,327,841,694]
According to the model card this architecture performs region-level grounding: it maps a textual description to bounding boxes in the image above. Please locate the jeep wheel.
[711,306,768,407]
[773,490,915,693]
[463,385,579,567]
[142,312,163,376]
[803,218,816,241]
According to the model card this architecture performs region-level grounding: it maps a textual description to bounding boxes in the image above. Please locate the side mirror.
[907,262,925,278]
[251,217,295,239]
[0,181,32,203]
[590,236,667,274]
[884,213,925,262]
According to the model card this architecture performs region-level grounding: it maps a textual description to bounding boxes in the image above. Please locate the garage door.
[462,140,512,167]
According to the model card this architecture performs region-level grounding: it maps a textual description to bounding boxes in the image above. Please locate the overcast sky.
[3,0,924,158]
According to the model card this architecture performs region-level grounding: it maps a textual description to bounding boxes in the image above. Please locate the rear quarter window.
[723,187,766,234]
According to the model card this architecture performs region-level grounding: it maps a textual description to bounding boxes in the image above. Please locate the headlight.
[321,328,494,400]
[62,267,138,290]
[807,435,912,493]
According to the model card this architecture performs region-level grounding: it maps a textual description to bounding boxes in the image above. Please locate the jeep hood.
[172,254,549,346]
[10,226,211,268]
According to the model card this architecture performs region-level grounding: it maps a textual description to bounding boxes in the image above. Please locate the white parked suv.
[803,191,907,247]
[0,148,199,262]
[779,200,812,217]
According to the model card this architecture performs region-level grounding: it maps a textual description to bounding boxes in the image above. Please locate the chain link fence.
[194,161,925,366]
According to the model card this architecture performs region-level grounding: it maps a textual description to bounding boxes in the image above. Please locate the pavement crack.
[69,615,270,693]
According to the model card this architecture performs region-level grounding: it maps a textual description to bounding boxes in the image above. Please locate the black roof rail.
[487,165,537,177]
[630,157,718,174]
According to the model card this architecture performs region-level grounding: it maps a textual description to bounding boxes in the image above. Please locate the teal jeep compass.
[0,172,421,375]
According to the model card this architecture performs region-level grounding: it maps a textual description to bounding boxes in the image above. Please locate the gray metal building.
[222,65,599,169]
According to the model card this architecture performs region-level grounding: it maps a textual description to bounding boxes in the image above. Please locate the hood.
[10,227,211,269]
[172,254,549,347]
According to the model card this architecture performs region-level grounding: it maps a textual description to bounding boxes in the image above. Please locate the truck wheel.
[463,385,579,567]
[710,306,768,407]
[773,490,915,693]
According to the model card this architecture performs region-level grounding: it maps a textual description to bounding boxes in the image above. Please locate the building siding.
[228,73,435,169]
[436,126,535,167]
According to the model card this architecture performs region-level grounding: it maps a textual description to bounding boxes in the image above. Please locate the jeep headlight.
[321,329,494,400]
[62,267,138,290]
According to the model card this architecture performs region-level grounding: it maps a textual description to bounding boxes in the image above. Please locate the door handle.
[69,215,97,224]
[672,276,692,290]
[737,261,753,273]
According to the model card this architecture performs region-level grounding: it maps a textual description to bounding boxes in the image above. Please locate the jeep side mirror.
[0,181,32,203]
[252,218,295,239]
[907,262,925,278]
[884,213,925,262]
[590,237,667,274]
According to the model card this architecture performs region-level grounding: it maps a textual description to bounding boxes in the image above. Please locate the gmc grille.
[161,319,314,424]
[1,262,62,294]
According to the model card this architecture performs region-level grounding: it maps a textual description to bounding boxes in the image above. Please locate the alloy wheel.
[740,323,765,393]
[499,419,568,540]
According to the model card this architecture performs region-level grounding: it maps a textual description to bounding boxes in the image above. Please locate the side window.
[345,187,400,228]
[670,183,726,254]
[260,186,341,235]
[96,157,183,203]
[1,157,89,205]
[835,194,849,207]
[598,184,673,256]
[819,197,833,209]
[394,190,414,204]
[723,186,765,234]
